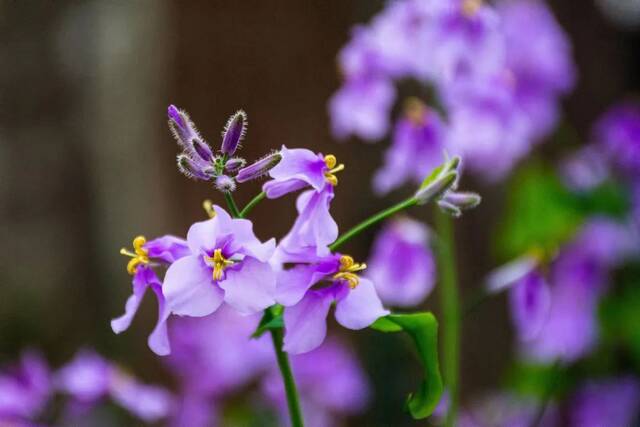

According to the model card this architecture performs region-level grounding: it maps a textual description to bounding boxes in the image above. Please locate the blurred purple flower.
[569,377,640,427]
[112,235,190,355]
[162,205,276,330]
[373,102,447,195]
[262,338,370,427]
[277,254,388,354]
[595,102,640,178]
[458,393,558,427]
[560,144,609,191]
[0,351,50,423]
[366,217,436,307]
[509,270,551,342]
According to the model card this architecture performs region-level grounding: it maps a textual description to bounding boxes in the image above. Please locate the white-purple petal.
[283,290,334,355]
[218,257,276,315]
[334,278,389,330]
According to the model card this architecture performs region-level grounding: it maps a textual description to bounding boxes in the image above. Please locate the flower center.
[404,97,428,126]
[204,249,234,281]
[332,255,367,289]
[324,154,345,186]
[462,0,482,17]
[120,236,150,275]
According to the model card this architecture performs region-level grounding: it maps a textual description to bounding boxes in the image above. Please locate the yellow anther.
[204,249,234,281]
[202,199,216,219]
[404,97,428,126]
[120,235,149,275]
[462,0,482,17]
[332,255,367,289]
[324,154,345,186]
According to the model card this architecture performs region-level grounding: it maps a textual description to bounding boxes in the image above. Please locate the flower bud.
[191,138,214,163]
[221,110,247,155]
[215,174,236,193]
[236,152,282,183]
[225,157,246,173]
[168,105,196,146]
[437,199,462,217]
[176,154,211,180]
[414,171,457,205]
[441,191,481,210]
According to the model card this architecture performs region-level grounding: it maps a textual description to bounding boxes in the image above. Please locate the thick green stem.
[329,197,417,251]
[270,327,305,427]
[239,191,266,218]
[224,192,241,218]
[435,210,460,427]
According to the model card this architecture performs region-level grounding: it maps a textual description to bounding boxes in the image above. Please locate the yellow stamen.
[324,154,345,186]
[332,255,367,289]
[119,235,149,275]
[204,249,234,281]
[404,97,428,126]
[462,0,482,17]
[202,199,217,218]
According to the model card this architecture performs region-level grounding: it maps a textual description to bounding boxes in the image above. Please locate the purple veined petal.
[163,255,224,317]
[263,146,328,197]
[55,350,111,402]
[275,257,340,306]
[283,289,334,354]
[218,257,276,315]
[148,283,171,356]
[111,266,159,334]
[334,278,389,330]
[509,271,551,342]
[144,235,190,263]
[109,371,173,422]
[186,206,233,255]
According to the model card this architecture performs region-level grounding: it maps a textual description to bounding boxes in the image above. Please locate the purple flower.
[458,393,558,427]
[366,217,436,307]
[328,76,396,141]
[162,205,276,325]
[560,144,609,192]
[264,147,341,259]
[373,101,447,195]
[262,338,370,427]
[220,110,247,155]
[277,254,388,354]
[55,350,173,423]
[569,377,640,427]
[112,235,190,355]
[0,352,50,422]
[595,102,640,178]
[509,270,551,342]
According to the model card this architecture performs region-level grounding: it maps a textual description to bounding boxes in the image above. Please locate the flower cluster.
[330,0,576,185]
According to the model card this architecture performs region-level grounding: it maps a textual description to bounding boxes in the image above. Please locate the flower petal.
[219,257,276,315]
[275,257,340,306]
[148,283,171,356]
[283,290,334,354]
[144,235,190,263]
[111,267,159,334]
[335,278,389,330]
[163,255,224,317]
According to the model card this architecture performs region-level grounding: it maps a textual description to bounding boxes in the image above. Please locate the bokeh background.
[1,1,639,425]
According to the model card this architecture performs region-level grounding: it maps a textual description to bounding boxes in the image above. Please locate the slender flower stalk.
[223,192,305,427]
[434,209,460,427]
[240,191,267,218]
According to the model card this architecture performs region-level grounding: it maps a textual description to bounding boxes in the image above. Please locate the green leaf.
[252,305,284,338]
[370,312,443,419]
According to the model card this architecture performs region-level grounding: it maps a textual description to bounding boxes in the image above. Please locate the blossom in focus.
[594,102,640,178]
[55,350,173,423]
[262,338,370,427]
[373,100,447,195]
[0,351,50,423]
[264,147,341,259]
[112,235,190,355]
[162,205,276,329]
[568,377,640,427]
[277,253,389,354]
[366,217,436,307]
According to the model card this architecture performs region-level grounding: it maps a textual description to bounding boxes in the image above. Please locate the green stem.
[239,191,267,218]
[270,327,305,427]
[329,197,417,252]
[224,192,242,218]
[434,209,460,427]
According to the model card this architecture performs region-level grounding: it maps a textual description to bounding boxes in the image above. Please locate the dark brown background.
[0,1,638,425]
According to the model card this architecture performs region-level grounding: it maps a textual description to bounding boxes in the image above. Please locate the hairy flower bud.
[215,174,236,193]
[414,171,457,205]
[441,191,481,210]
[225,157,246,173]
[221,110,247,155]
[236,152,282,183]
[176,154,211,180]
[437,199,462,217]
[191,138,214,163]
